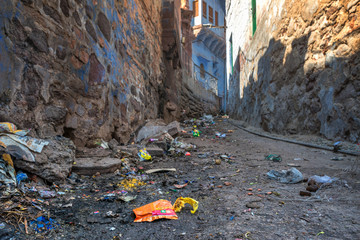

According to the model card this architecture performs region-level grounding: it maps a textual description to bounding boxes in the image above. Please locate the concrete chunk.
[136,120,181,142]
[146,146,164,156]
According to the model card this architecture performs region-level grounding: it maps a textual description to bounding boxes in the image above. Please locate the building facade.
[188,0,226,107]
[225,0,360,142]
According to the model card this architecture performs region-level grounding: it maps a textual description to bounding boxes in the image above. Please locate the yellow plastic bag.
[133,199,178,222]
[173,197,198,214]
[138,148,152,161]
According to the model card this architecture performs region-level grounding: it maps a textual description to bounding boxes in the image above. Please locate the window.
[193,0,199,17]
[202,1,207,18]
[215,11,218,26]
[200,63,205,78]
[209,6,213,23]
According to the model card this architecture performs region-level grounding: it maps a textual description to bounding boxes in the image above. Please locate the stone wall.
[227,0,360,142]
[0,0,163,146]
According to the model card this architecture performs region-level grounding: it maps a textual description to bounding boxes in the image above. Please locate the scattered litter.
[119,195,137,202]
[331,156,344,161]
[174,183,188,189]
[138,148,152,161]
[293,158,303,161]
[267,168,303,183]
[333,141,342,152]
[16,172,28,185]
[143,168,176,175]
[173,197,198,214]
[95,139,109,149]
[272,191,281,196]
[215,159,221,165]
[106,211,118,218]
[39,190,56,198]
[0,153,17,198]
[62,203,73,208]
[265,154,282,162]
[171,138,196,151]
[316,231,325,236]
[0,122,30,136]
[133,200,178,222]
[215,132,226,138]
[309,175,338,184]
[198,153,209,158]
[287,163,301,167]
[202,115,214,123]
[192,129,200,137]
[185,152,191,156]
[0,122,49,162]
[30,216,58,233]
[224,182,232,186]
[117,178,146,191]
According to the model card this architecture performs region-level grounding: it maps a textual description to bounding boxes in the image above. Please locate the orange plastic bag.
[133,199,178,222]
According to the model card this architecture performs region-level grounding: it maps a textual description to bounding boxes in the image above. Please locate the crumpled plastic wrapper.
[173,197,198,214]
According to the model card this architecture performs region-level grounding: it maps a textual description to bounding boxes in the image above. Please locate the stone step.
[72,157,122,175]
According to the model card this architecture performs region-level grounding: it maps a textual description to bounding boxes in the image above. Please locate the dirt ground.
[1,118,360,240]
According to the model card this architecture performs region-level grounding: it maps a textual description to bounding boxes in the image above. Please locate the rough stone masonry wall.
[229,0,360,142]
[0,0,163,146]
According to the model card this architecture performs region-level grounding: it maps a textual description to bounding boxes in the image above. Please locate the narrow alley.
[0,0,359,239]
[1,117,360,239]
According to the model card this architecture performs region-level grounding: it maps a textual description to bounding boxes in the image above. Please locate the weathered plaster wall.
[0,0,163,146]
[227,0,360,142]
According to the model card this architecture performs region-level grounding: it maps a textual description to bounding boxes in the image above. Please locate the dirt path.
[3,118,359,240]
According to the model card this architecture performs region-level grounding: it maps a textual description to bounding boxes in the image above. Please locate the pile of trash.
[0,122,77,236]
[0,122,51,199]
[184,114,215,128]
[168,138,196,156]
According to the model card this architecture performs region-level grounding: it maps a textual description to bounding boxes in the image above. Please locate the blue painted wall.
[189,0,226,98]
